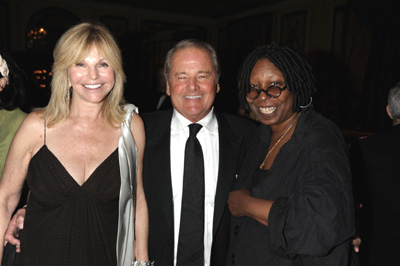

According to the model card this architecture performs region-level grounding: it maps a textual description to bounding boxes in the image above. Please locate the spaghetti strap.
[43,117,47,145]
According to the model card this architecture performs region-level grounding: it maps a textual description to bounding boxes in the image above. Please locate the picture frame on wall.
[0,3,10,49]
[280,10,307,52]
[331,5,346,60]
[100,15,129,40]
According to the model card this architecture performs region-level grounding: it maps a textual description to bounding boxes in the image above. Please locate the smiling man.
[166,45,219,123]
[141,39,256,266]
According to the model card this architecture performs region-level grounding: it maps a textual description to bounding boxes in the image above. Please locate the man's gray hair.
[163,39,220,83]
[388,81,400,120]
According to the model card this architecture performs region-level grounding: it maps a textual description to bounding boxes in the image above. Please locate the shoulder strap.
[44,117,47,145]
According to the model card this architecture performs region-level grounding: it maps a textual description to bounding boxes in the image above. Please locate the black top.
[227,109,355,266]
[352,124,400,266]
[16,145,120,266]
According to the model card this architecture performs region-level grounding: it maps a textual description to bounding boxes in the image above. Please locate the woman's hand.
[228,188,252,217]
[352,237,361,253]
[228,188,274,226]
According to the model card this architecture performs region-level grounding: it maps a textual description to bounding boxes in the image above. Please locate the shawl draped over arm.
[117,104,138,266]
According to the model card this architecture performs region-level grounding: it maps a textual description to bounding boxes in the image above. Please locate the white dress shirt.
[170,107,219,266]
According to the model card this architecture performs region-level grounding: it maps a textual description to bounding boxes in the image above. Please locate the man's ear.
[386,104,393,119]
[0,77,6,92]
[166,82,171,96]
[216,83,220,93]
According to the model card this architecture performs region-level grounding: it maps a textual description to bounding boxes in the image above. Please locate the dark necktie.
[177,123,205,266]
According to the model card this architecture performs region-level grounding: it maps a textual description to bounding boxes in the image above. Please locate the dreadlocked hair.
[238,42,316,112]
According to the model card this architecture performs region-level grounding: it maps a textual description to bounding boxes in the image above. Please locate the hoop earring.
[66,85,72,101]
[300,97,312,109]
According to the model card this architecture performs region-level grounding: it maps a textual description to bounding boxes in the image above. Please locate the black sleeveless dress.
[15,145,120,266]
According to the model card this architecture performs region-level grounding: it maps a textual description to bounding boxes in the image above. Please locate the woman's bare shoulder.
[19,110,45,131]
[15,110,46,150]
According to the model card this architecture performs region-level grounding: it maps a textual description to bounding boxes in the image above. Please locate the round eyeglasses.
[246,83,287,100]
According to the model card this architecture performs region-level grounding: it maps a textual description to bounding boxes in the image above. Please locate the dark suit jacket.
[351,124,400,266]
[141,108,256,266]
[155,93,172,111]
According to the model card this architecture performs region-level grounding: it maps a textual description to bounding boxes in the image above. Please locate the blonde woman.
[0,22,151,266]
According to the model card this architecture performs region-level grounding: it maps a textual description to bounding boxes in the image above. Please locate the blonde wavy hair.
[44,22,126,127]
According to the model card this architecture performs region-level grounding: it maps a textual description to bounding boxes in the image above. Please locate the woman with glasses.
[226,42,355,266]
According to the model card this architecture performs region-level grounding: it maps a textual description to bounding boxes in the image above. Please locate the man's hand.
[4,208,26,253]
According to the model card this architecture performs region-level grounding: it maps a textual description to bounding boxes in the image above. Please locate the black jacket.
[352,124,400,266]
[141,108,257,266]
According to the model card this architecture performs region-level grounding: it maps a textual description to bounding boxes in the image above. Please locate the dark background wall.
[1,0,399,136]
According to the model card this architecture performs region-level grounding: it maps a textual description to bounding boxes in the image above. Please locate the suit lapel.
[146,110,174,231]
[213,113,243,236]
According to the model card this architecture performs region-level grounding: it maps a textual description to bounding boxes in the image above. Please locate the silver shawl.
[117,104,138,266]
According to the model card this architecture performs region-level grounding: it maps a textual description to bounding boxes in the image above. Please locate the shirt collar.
[171,107,217,133]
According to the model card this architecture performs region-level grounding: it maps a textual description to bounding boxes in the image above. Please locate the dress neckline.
[33,145,118,187]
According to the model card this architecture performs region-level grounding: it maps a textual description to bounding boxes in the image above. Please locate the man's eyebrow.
[198,71,212,75]
[173,70,213,76]
[174,71,187,76]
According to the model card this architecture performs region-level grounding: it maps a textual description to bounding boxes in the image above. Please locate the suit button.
[235,225,240,235]
[232,254,235,264]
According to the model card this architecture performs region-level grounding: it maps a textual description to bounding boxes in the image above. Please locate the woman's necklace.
[259,113,300,169]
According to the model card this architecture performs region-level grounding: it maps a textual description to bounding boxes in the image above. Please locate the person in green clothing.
[0,49,27,177]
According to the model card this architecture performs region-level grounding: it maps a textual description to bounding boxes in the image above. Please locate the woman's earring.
[66,85,72,101]
[300,97,312,109]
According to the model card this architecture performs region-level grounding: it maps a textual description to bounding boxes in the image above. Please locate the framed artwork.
[23,7,80,107]
[216,12,272,113]
[123,20,207,112]
[280,10,307,52]
[100,15,129,40]
[0,3,10,49]
[331,5,346,59]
